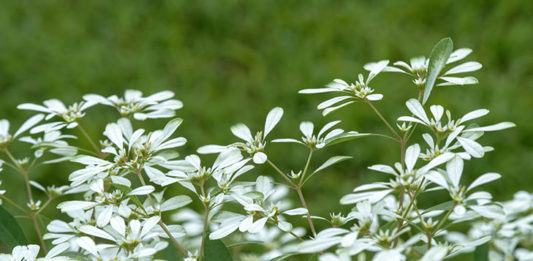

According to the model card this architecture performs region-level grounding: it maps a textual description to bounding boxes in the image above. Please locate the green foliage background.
[0,0,532,258]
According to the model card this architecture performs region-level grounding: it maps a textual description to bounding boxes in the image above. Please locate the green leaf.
[0,206,28,247]
[474,242,489,261]
[204,239,233,261]
[324,132,370,147]
[61,252,92,261]
[421,200,454,214]
[304,156,352,184]
[423,37,453,104]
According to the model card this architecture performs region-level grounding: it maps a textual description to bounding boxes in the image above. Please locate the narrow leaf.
[204,239,234,261]
[423,37,454,104]
[0,206,27,247]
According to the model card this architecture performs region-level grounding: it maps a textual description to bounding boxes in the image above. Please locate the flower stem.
[77,124,105,158]
[267,159,295,186]
[135,169,188,258]
[295,185,317,237]
[3,148,47,254]
[299,150,313,185]
[366,100,401,140]
[199,204,210,261]
[30,214,47,254]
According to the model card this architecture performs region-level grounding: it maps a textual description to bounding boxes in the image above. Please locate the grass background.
[0,0,532,259]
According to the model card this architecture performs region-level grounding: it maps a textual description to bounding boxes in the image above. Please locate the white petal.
[79,225,115,241]
[231,123,253,142]
[239,215,254,232]
[426,171,449,190]
[58,201,98,212]
[248,217,268,233]
[43,99,67,112]
[141,216,161,238]
[397,116,426,125]
[446,156,463,188]
[405,99,429,124]
[368,165,398,176]
[318,121,341,138]
[437,76,478,86]
[365,60,389,83]
[322,101,355,116]
[111,216,126,237]
[457,137,484,158]
[429,105,444,122]
[128,185,155,196]
[197,144,227,154]
[467,173,501,192]
[317,96,352,110]
[420,152,455,173]
[299,88,338,94]
[447,48,472,64]
[252,152,267,164]
[17,103,51,113]
[104,123,123,150]
[284,208,308,216]
[146,90,174,101]
[366,94,384,101]
[97,205,113,227]
[76,236,98,256]
[404,144,420,172]
[444,61,482,75]
[14,114,45,138]
[299,122,314,138]
[209,220,240,240]
[464,122,516,132]
[264,107,284,138]
[460,109,489,123]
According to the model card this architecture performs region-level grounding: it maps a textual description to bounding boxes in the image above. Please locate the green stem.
[299,150,313,185]
[267,160,295,186]
[366,100,401,140]
[77,124,105,158]
[135,169,188,258]
[295,185,317,237]
[0,195,29,215]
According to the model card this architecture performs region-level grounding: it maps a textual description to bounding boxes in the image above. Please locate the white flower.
[398,99,515,159]
[210,176,298,239]
[0,115,45,146]
[18,99,95,133]
[272,120,367,150]
[197,107,284,164]
[19,130,77,161]
[84,90,183,120]
[299,60,389,115]
[382,48,482,87]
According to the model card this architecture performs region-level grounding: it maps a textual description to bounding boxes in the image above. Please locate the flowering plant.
[0,38,527,261]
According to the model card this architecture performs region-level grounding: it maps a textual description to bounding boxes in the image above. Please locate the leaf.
[474,242,489,261]
[204,239,233,261]
[0,206,27,247]
[324,132,370,147]
[423,37,454,104]
[303,156,352,184]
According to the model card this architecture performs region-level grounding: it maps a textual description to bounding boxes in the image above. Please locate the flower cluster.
[0,39,526,261]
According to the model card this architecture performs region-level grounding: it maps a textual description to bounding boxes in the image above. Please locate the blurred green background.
[0,0,532,259]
